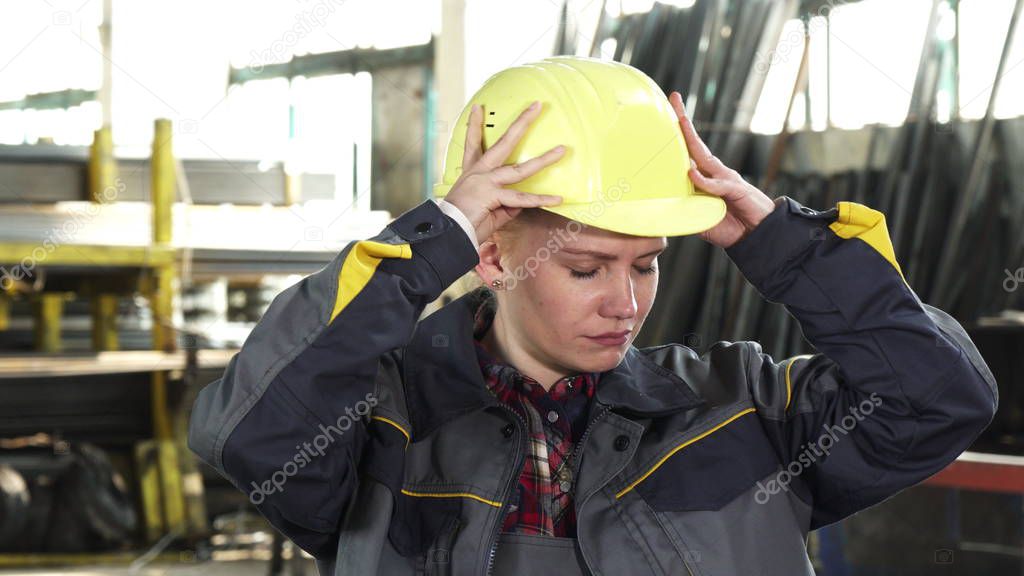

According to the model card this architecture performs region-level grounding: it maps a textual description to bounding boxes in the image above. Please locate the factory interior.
[0,0,1023,574]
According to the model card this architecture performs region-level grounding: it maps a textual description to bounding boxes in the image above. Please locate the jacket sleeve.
[724,196,999,530]
[187,199,479,558]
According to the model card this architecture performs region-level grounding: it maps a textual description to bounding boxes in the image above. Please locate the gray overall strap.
[490,533,589,576]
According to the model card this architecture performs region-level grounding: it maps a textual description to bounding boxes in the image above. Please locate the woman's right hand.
[443,100,567,245]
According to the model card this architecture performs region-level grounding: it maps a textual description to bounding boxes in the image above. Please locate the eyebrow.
[559,246,667,261]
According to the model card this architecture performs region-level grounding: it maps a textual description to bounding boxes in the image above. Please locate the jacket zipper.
[567,403,611,492]
[565,403,612,571]
[484,405,526,576]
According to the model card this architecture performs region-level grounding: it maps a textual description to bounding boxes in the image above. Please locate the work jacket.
[188,195,998,575]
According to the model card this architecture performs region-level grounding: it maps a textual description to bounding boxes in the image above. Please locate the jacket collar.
[402,286,705,440]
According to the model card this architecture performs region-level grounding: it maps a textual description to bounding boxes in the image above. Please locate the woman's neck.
[481,310,568,392]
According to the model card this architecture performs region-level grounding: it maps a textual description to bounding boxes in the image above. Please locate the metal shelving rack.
[0,120,208,562]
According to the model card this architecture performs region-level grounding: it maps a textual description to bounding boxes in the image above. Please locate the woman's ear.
[475,238,506,286]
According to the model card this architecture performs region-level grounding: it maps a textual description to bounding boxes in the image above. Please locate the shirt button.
[547,410,559,423]
[560,481,571,492]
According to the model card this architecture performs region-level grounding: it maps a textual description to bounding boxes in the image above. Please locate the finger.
[689,167,742,200]
[670,94,731,179]
[491,145,566,185]
[478,100,542,171]
[462,104,484,172]
[494,188,563,209]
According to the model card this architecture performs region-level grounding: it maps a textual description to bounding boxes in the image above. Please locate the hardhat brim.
[538,193,728,237]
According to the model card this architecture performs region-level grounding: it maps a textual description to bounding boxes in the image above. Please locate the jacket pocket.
[630,408,779,512]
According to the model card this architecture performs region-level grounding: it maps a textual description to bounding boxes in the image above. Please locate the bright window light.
[959,0,1024,119]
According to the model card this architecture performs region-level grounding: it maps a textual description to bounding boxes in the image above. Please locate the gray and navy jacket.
[188,196,999,575]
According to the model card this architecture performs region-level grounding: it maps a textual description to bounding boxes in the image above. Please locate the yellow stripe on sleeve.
[330,240,413,323]
[828,202,908,287]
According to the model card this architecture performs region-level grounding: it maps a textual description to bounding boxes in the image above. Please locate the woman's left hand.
[668,91,779,249]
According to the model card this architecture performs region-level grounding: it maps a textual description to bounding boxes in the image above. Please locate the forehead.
[528,210,667,257]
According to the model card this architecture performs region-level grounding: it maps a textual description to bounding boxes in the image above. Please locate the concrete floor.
[0,558,317,575]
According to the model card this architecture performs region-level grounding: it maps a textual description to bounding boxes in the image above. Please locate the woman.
[189,57,998,575]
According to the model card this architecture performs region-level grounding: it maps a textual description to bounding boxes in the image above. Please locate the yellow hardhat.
[433,56,727,237]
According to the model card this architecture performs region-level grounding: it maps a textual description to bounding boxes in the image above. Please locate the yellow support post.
[151,119,174,245]
[134,440,164,543]
[31,293,64,352]
[0,293,9,332]
[157,437,186,532]
[89,125,118,203]
[148,118,188,539]
[90,293,119,351]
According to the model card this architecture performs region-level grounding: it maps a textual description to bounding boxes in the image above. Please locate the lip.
[585,330,631,346]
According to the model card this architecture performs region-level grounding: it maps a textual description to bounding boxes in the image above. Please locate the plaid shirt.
[472,293,599,538]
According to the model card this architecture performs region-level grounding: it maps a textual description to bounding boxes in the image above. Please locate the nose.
[600,272,638,320]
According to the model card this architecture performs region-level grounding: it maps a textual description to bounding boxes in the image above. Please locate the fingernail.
[555,145,565,152]
[530,101,540,110]
[471,103,478,113]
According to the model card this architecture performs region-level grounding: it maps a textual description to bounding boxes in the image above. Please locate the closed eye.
[569,266,657,279]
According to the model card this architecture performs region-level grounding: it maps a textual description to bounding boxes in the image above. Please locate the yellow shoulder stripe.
[371,415,411,448]
[615,407,757,499]
[331,240,412,323]
[400,488,502,508]
[784,354,815,412]
[828,202,908,287]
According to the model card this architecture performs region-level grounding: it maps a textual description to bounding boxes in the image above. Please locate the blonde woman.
[189,57,997,576]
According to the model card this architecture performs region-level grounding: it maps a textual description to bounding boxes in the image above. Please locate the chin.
[573,348,627,373]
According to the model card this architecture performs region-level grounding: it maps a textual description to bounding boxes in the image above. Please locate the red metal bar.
[923,451,1024,494]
